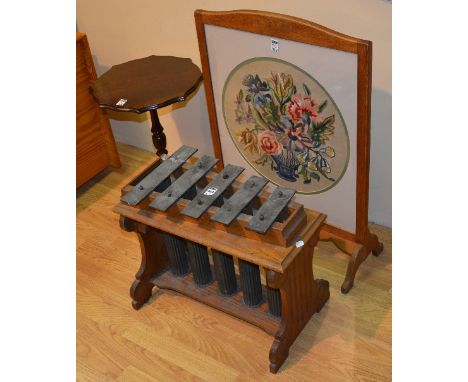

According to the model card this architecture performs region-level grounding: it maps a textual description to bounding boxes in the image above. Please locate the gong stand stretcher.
[114,145,329,373]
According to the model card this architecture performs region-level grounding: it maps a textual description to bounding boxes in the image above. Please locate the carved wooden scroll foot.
[266,235,329,373]
[119,216,169,310]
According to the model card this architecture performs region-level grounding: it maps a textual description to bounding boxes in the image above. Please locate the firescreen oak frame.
[194,9,383,293]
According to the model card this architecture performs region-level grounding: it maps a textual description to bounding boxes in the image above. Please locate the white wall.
[77,0,391,227]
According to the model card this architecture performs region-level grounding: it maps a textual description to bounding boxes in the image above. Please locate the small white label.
[204,187,218,196]
[116,98,127,106]
[271,38,279,52]
[295,240,304,248]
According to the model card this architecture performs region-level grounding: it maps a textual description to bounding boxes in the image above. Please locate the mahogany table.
[91,55,202,157]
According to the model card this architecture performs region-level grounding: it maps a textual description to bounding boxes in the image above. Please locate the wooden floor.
[77,143,392,382]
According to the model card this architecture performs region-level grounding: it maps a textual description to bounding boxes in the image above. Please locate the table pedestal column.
[150,109,168,157]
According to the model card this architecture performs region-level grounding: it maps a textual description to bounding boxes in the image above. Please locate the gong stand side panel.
[194,9,383,293]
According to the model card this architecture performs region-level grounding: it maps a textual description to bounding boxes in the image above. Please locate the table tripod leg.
[150,109,168,157]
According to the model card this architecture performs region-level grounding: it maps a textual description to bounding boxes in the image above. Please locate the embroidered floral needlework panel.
[223,58,350,194]
[204,24,358,233]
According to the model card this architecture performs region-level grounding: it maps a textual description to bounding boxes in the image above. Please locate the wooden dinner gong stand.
[114,149,331,373]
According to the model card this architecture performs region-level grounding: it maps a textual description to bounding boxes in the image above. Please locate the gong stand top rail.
[126,155,304,213]
[119,185,308,248]
[114,202,323,273]
[115,145,326,272]
[120,146,311,248]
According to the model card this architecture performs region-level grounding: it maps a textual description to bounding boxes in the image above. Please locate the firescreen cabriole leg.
[368,231,384,256]
[320,228,384,294]
[341,231,384,293]
[119,216,169,310]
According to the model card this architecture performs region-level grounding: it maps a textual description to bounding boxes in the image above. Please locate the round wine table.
[91,55,203,157]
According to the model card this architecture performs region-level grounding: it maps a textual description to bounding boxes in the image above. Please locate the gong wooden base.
[118,211,329,374]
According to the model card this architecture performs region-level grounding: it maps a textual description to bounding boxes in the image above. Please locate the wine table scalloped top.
[91,55,202,113]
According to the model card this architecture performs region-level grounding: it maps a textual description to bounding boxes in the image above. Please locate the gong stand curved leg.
[119,216,169,310]
[266,236,329,373]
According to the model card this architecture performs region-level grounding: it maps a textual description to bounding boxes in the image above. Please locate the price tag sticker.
[204,187,218,196]
[271,38,279,52]
[116,98,128,106]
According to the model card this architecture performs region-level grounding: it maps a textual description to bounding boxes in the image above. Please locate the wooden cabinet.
[76,32,120,188]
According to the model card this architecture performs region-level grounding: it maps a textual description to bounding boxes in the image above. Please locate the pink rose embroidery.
[258,130,282,155]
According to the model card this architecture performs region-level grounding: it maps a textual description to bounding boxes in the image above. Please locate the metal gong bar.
[267,286,281,317]
[182,164,245,219]
[212,249,238,296]
[149,155,219,211]
[210,175,268,226]
[121,145,197,206]
[186,241,213,286]
[163,233,190,276]
[247,187,295,234]
[238,259,263,307]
